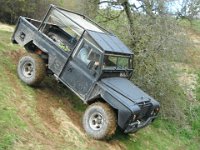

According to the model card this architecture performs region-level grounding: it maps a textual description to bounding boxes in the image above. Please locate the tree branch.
[97,9,124,23]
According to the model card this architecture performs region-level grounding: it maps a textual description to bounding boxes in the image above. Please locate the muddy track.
[36,79,82,129]
[2,50,67,149]
[5,50,126,150]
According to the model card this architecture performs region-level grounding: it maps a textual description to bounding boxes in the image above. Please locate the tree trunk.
[122,1,137,48]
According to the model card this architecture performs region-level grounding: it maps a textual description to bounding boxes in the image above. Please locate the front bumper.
[124,116,157,133]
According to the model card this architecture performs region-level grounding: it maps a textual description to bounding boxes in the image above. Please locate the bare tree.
[178,0,200,20]
[78,0,99,18]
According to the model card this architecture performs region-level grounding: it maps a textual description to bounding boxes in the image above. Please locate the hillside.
[0,23,200,150]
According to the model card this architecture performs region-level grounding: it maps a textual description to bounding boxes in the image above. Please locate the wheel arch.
[86,91,132,130]
[83,102,117,139]
[24,40,49,54]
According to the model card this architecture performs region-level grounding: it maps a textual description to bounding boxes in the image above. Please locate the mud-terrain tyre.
[17,53,46,86]
[83,102,117,140]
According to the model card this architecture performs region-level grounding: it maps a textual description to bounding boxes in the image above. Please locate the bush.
[96,12,189,125]
[0,0,60,24]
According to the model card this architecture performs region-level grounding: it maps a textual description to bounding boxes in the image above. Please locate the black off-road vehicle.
[12,5,160,140]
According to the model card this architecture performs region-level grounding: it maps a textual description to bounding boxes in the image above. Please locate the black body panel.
[87,31,133,55]
[60,59,95,98]
[101,77,158,104]
[91,78,159,130]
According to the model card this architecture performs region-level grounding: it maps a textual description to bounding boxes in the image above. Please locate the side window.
[77,43,91,65]
[76,42,101,70]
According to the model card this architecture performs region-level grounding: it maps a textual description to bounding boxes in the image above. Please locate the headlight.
[151,108,160,116]
[154,107,160,113]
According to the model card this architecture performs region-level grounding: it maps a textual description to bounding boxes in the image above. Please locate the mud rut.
[4,50,125,150]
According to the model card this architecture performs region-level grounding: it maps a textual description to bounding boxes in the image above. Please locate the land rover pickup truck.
[12,5,160,140]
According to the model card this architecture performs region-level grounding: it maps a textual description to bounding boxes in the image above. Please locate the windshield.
[103,55,132,70]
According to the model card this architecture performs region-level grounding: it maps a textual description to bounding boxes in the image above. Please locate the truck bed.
[12,17,71,76]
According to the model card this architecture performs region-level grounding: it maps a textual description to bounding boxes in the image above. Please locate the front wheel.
[83,102,117,140]
[17,53,46,86]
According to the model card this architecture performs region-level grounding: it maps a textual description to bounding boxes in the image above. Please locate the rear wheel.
[17,53,46,86]
[83,102,117,140]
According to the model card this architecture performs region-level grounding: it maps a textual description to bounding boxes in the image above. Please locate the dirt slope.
[6,50,125,150]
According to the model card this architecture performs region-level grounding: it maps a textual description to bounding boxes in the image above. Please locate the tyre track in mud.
[5,50,125,150]
[2,50,67,150]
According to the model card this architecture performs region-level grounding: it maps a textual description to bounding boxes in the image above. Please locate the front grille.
[137,101,152,119]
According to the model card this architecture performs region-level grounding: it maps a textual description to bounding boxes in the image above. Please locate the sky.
[99,0,141,10]
[99,0,183,13]
[166,0,182,12]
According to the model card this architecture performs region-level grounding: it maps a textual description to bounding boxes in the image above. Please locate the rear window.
[103,55,131,69]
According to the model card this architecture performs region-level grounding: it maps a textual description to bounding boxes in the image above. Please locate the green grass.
[0,30,19,52]
[0,30,18,149]
[193,71,200,138]
[113,118,200,150]
[196,73,200,101]
[191,20,200,33]
[0,56,25,149]
[179,19,200,34]
[0,29,27,150]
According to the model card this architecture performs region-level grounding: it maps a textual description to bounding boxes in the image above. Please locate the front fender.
[86,83,141,129]
[101,91,132,129]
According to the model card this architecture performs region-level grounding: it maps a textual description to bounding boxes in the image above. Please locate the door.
[59,40,102,98]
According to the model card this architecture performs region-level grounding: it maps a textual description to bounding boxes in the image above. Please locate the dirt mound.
[35,77,125,150]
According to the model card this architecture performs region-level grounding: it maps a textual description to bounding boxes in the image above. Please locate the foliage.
[196,73,200,101]
[0,0,35,24]
[95,11,189,125]
[191,19,200,32]
[0,0,62,24]
[78,0,99,18]
[0,30,26,149]
[113,118,200,150]
[129,16,188,124]
[177,0,200,21]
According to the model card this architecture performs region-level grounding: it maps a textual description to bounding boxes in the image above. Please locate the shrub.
[96,12,189,125]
